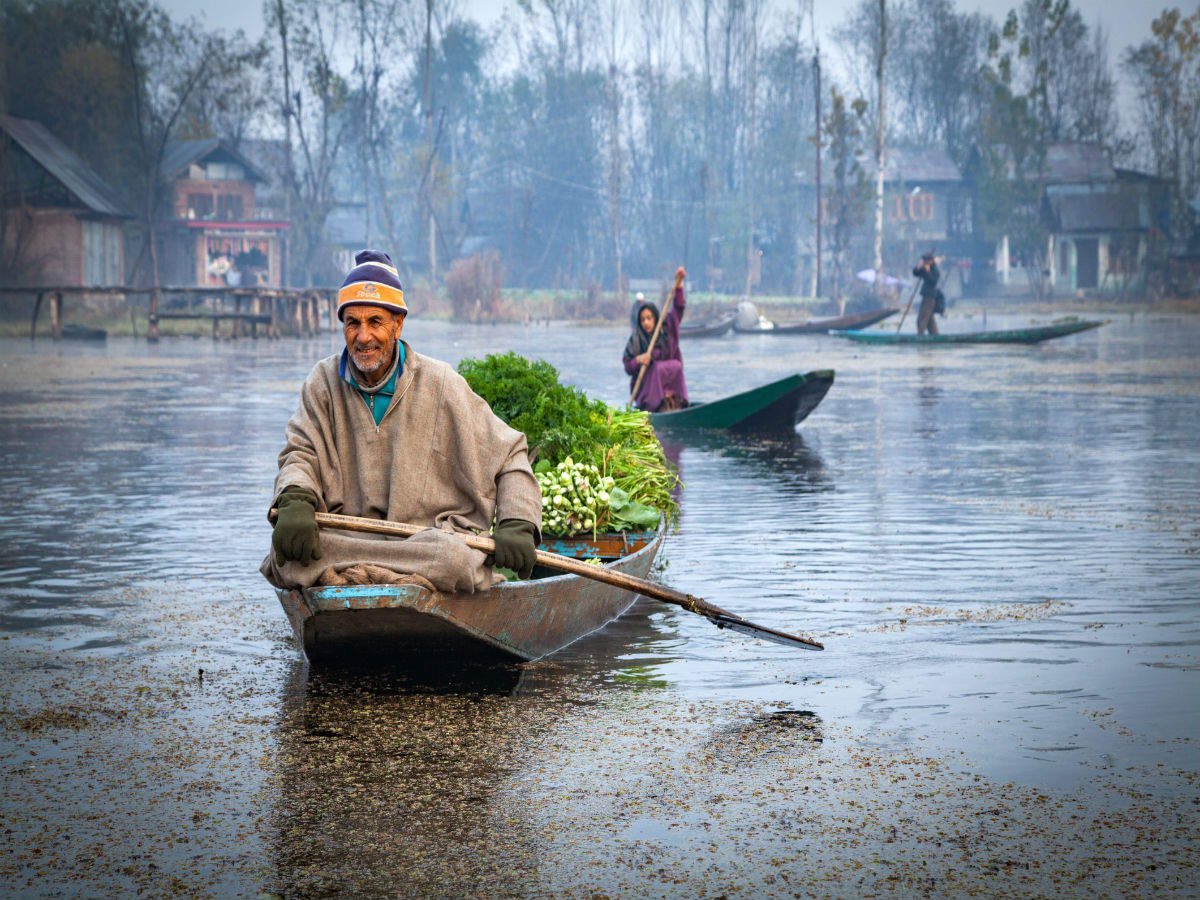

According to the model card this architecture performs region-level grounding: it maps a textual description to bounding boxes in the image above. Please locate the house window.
[217,194,243,220]
[205,161,245,181]
[188,193,214,219]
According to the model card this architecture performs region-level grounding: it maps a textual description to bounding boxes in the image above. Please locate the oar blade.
[709,613,824,651]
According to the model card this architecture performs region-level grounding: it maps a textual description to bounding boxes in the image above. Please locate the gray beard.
[354,349,386,374]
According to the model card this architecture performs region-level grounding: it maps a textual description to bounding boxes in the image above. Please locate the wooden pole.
[50,291,63,340]
[895,278,920,333]
[147,287,161,341]
[281,510,824,651]
[30,292,43,340]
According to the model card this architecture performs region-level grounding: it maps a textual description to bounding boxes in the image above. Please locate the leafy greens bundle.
[458,352,680,531]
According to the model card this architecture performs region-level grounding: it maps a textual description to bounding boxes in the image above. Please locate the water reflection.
[662,431,831,498]
[269,657,542,897]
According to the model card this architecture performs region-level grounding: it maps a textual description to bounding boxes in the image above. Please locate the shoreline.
[3,292,1198,339]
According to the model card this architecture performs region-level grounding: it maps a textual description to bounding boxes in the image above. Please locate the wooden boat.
[831,318,1105,345]
[766,306,899,335]
[61,322,108,340]
[649,369,834,433]
[679,311,736,338]
[276,528,663,665]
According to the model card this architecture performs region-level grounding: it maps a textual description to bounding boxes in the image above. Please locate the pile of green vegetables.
[458,352,680,535]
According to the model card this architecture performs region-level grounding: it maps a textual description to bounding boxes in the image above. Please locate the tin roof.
[0,115,130,218]
[161,139,267,183]
[1042,143,1116,183]
[1052,179,1167,233]
[876,146,962,183]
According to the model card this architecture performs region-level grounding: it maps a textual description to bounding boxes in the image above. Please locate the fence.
[0,285,338,340]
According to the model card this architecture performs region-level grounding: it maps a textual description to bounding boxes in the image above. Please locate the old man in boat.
[912,251,942,335]
[623,267,689,412]
[261,249,542,593]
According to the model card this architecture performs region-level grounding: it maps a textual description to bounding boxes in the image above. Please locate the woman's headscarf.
[624,302,660,360]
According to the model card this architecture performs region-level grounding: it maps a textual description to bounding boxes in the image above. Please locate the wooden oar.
[895,276,921,333]
[283,509,824,652]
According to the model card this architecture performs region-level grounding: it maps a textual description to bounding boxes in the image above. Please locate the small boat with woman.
[649,370,834,433]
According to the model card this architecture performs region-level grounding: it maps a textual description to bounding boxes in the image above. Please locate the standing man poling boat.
[913,251,942,335]
[261,249,542,593]
[624,267,689,412]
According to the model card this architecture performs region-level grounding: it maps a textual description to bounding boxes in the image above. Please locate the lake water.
[1,311,1197,897]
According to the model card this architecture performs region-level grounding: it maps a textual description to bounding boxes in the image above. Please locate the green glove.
[487,519,539,580]
[272,487,322,567]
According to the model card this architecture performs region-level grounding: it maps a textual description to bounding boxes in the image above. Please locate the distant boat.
[759,306,900,335]
[679,311,737,338]
[61,323,107,340]
[831,319,1105,345]
[277,528,663,665]
[649,370,834,433]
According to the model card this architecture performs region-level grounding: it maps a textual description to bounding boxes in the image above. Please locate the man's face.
[343,306,403,375]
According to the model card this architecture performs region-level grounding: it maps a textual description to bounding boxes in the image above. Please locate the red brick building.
[157,140,288,287]
[1,115,130,287]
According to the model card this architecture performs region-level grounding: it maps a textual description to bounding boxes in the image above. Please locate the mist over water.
[0,312,1197,894]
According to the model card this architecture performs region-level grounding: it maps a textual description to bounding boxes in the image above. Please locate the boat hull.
[680,312,736,338]
[767,306,899,335]
[649,370,834,433]
[276,529,662,665]
[831,319,1105,345]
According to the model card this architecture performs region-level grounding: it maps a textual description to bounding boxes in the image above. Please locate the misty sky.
[162,0,1153,118]
[162,0,1155,58]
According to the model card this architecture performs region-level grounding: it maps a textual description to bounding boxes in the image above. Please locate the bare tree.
[267,0,350,288]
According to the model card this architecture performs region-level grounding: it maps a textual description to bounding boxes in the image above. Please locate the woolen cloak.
[260,341,542,593]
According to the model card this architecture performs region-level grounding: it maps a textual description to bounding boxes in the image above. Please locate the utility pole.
[872,0,887,299]
[423,0,436,281]
[813,46,822,299]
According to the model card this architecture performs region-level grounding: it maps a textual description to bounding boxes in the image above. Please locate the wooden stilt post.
[147,288,161,341]
[30,292,43,340]
[50,291,63,340]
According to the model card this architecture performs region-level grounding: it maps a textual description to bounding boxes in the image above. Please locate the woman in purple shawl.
[623,267,689,412]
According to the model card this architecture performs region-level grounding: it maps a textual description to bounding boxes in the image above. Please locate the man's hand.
[488,519,539,580]
[675,266,686,285]
[635,351,652,366]
[272,488,322,567]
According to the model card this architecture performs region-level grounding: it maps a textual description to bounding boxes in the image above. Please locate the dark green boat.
[831,319,1105,345]
[649,370,834,433]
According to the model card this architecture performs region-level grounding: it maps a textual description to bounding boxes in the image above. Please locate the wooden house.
[157,139,289,287]
[0,114,130,286]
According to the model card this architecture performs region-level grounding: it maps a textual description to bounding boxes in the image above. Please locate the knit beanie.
[337,249,406,320]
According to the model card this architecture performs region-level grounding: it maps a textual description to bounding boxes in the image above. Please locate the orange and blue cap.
[338,249,406,320]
